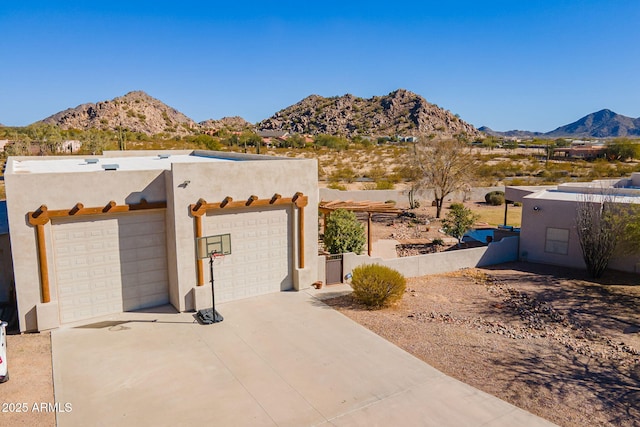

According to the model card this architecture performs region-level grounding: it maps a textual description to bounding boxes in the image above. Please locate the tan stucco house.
[508,174,640,273]
[4,150,318,332]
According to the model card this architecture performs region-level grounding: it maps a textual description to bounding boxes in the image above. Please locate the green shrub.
[375,179,394,190]
[323,209,366,254]
[484,190,505,206]
[442,203,479,244]
[351,264,406,308]
[431,238,444,246]
[327,181,346,190]
[513,201,522,207]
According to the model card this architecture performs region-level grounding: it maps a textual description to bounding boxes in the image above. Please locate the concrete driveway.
[51,289,556,426]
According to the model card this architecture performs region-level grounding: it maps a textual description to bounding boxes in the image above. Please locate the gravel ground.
[324,262,640,427]
[0,332,55,426]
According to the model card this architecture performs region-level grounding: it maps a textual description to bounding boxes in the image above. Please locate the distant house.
[0,140,9,152]
[60,140,82,154]
[396,136,418,143]
[553,141,607,160]
[507,175,640,273]
[257,130,290,146]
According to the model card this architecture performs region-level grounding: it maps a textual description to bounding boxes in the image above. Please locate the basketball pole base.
[196,307,224,324]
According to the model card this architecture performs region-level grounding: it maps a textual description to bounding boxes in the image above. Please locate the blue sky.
[1,1,638,132]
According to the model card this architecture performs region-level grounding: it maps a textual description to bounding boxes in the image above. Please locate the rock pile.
[408,273,640,365]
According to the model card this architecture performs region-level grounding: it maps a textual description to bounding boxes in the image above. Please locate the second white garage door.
[52,211,169,324]
[204,207,292,303]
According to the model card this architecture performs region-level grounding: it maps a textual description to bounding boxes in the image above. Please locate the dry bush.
[351,264,406,308]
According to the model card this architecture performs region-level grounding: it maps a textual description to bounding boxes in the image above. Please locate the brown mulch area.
[324,262,640,427]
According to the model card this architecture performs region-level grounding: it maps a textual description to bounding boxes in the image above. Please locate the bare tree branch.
[412,137,476,218]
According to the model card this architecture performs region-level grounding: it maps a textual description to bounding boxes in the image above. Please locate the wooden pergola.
[319,200,403,256]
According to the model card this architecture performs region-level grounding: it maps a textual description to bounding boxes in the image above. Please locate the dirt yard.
[0,332,55,426]
[324,262,640,427]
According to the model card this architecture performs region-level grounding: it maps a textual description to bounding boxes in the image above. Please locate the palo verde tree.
[412,136,476,218]
[26,123,63,154]
[575,192,640,278]
[604,138,639,161]
[323,209,366,255]
[441,203,479,245]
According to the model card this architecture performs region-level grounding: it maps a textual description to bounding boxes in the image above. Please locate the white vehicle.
[0,320,8,383]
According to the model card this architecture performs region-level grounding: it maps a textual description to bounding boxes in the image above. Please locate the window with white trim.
[545,227,569,255]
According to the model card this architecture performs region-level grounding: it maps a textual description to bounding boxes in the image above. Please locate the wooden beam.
[195,215,204,286]
[298,202,305,269]
[28,200,167,225]
[367,212,372,256]
[35,224,50,303]
[190,194,308,213]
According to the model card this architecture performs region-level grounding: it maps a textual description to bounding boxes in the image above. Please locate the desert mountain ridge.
[40,91,206,136]
[35,89,481,139]
[8,90,636,139]
[257,89,481,138]
[483,109,640,139]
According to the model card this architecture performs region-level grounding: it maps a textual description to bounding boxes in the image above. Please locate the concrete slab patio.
[51,290,557,427]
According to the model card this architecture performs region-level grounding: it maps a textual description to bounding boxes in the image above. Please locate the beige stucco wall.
[519,196,586,269]
[520,193,640,272]
[5,157,168,331]
[168,153,318,311]
[342,236,519,278]
[5,151,318,331]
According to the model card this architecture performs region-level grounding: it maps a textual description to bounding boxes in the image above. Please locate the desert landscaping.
[325,262,640,427]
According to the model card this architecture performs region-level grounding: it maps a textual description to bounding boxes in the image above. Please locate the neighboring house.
[553,141,607,160]
[4,150,318,332]
[0,140,9,152]
[507,175,640,273]
[396,136,417,143]
[257,130,290,146]
[59,140,82,154]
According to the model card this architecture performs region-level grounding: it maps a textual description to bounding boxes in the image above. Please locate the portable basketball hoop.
[196,250,225,324]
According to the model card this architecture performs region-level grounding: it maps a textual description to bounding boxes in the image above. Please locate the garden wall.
[338,236,519,280]
[319,186,504,207]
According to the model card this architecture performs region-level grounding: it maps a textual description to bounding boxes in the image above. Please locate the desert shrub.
[323,209,366,254]
[484,190,505,206]
[361,182,377,190]
[330,166,357,183]
[351,264,406,308]
[431,238,444,246]
[375,179,394,190]
[513,201,522,207]
[327,181,346,191]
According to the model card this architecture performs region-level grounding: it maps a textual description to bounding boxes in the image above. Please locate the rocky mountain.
[478,126,543,139]
[258,89,481,139]
[483,109,640,139]
[545,109,640,138]
[199,116,253,132]
[41,91,197,135]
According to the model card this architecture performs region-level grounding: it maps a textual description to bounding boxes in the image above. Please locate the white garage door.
[52,211,169,324]
[204,207,292,303]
